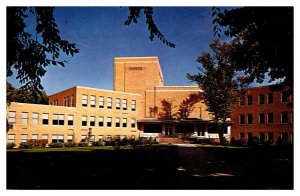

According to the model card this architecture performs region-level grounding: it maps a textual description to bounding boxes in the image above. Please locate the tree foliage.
[176,93,203,119]
[215,7,293,88]
[7,82,48,105]
[187,39,248,141]
[125,7,176,48]
[157,99,176,120]
[7,7,79,91]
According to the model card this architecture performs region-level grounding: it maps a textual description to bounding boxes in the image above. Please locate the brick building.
[231,85,293,144]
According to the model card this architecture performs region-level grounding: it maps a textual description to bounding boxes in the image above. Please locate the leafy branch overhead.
[125,7,176,48]
[7,7,80,91]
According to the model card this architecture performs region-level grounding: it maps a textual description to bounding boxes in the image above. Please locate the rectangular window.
[131,100,136,111]
[21,134,28,143]
[82,115,87,126]
[116,98,121,109]
[42,113,49,125]
[32,113,39,125]
[281,112,288,123]
[98,135,103,140]
[122,118,127,127]
[123,99,127,110]
[67,135,73,143]
[90,95,96,107]
[281,92,289,103]
[106,135,112,141]
[90,116,95,127]
[68,115,74,126]
[247,95,252,106]
[131,119,136,128]
[239,132,245,139]
[99,96,104,108]
[267,93,273,104]
[71,95,75,107]
[52,134,64,143]
[240,96,245,107]
[21,112,28,124]
[259,94,265,104]
[82,94,88,107]
[53,114,65,125]
[267,132,274,141]
[239,115,245,124]
[259,113,265,124]
[8,111,16,124]
[67,96,70,107]
[116,118,120,127]
[131,135,135,140]
[99,116,104,127]
[107,97,112,109]
[31,134,38,140]
[81,135,87,142]
[267,113,273,124]
[8,134,15,143]
[107,117,112,127]
[247,132,252,140]
[42,134,48,140]
[247,114,253,125]
[259,132,265,142]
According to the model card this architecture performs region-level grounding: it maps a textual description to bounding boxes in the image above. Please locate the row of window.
[239,112,293,125]
[82,95,136,111]
[7,134,136,144]
[239,91,292,107]
[51,94,75,107]
[8,111,137,128]
[239,132,291,142]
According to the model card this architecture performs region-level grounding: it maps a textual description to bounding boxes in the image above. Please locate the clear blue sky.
[9,7,247,95]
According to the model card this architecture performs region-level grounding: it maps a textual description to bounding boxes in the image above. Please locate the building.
[231,85,293,144]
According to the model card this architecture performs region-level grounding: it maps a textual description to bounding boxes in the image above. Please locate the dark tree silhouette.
[176,93,203,119]
[7,7,79,91]
[158,99,176,120]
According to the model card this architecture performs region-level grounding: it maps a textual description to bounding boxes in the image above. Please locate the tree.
[187,39,247,143]
[7,7,79,91]
[7,82,48,104]
[176,93,203,119]
[149,106,158,118]
[157,99,176,120]
[214,7,293,88]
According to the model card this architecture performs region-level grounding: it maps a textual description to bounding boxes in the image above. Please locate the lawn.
[6,144,293,189]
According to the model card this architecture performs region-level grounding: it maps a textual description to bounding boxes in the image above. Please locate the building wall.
[48,87,77,107]
[7,87,142,146]
[231,85,293,143]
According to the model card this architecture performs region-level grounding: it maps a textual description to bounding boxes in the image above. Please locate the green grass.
[195,144,250,148]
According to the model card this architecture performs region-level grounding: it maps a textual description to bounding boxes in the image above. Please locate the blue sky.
[9,6,271,95]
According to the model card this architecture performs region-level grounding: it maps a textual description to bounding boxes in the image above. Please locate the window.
[63,97,67,106]
[98,135,103,140]
[131,135,135,140]
[32,113,39,125]
[267,93,273,104]
[42,134,48,140]
[123,99,127,110]
[239,115,245,124]
[267,113,273,124]
[116,118,120,127]
[131,119,136,128]
[90,116,95,126]
[240,96,245,106]
[259,113,265,124]
[71,95,75,107]
[31,134,38,140]
[53,114,65,125]
[82,115,87,126]
[90,135,95,143]
[281,92,289,103]
[239,132,245,139]
[8,134,15,143]
[281,112,288,123]
[21,134,28,143]
[68,115,74,126]
[131,100,136,111]
[52,134,64,143]
[82,95,88,107]
[122,118,127,127]
[99,96,104,108]
[259,94,265,104]
[247,132,253,140]
[107,97,112,109]
[107,117,112,127]
[116,98,121,109]
[90,95,96,107]
[42,113,49,125]
[99,116,104,127]
[8,111,16,124]
[67,135,73,143]
[81,135,87,142]
[247,95,252,106]
[21,112,28,124]
[259,132,265,142]
[267,132,274,141]
[247,114,253,125]
[106,135,112,141]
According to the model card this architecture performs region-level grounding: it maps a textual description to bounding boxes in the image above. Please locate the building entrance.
[165,126,173,136]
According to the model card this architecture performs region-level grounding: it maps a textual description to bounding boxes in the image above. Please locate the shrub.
[111,138,129,150]
[64,142,78,147]
[97,139,104,146]
[229,137,236,145]
[263,140,273,147]
[49,142,64,148]
[19,142,35,149]
[26,139,48,148]
[78,142,89,147]
[248,136,259,146]
[7,143,16,149]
